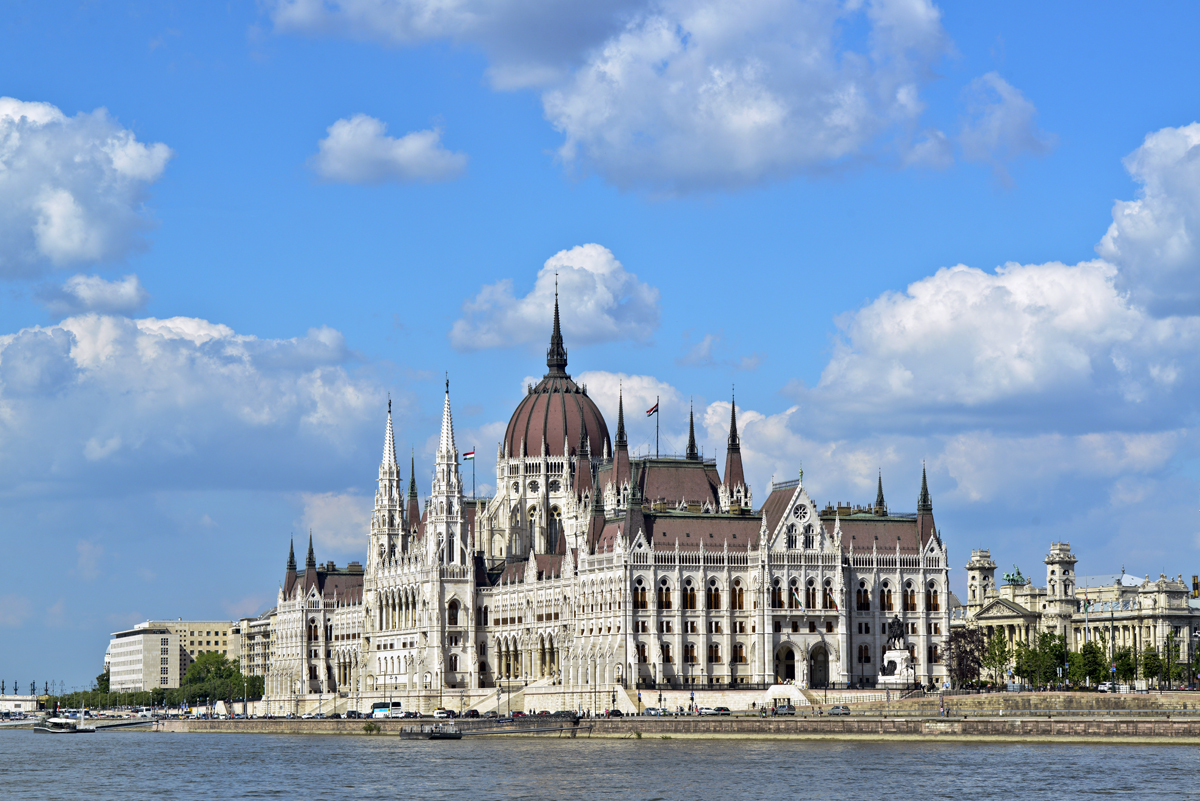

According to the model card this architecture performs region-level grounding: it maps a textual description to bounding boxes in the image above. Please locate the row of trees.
[48,653,264,712]
[946,628,1196,689]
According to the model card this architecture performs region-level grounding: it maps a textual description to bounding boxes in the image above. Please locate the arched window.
[732,580,745,611]
[771,579,784,609]
[902,581,917,612]
[881,582,893,612]
[633,578,648,610]
[706,579,721,610]
[785,523,797,549]
[858,643,871,664]
[856,581,871,611]
[822,579,834,610]
[448,654,459,672]
[927,644,940,664]
[926,581,940,612]
[803,524,815,550]
[547,506,562,553]
[805,579,817,610]
[657,579,673,610]
[684,580,697,610]
[447,600,459,627]
[788,578,800,609]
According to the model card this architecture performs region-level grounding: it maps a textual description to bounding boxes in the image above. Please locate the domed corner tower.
[487,292,611,563]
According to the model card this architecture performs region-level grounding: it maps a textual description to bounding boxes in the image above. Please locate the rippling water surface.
[2,730,1196,800]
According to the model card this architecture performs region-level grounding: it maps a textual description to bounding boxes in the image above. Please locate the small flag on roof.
[646,402,658,416]
[463,450,475,460]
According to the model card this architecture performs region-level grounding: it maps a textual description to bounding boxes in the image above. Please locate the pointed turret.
[613,386,630,489]
[283,538,298,598]
[874,471,887,516]
[407,453,420,537]
[615,386,627,447]
[287,538,296,572]
[383,398,397,468]
[917,462,932,514]
[723,391,745,491]
[575,426,593,499]
[438,378,457,459]
[685,400,699,460]
[546,285,568,377]
[306,532,316,570]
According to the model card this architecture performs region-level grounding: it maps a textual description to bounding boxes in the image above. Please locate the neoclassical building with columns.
[264,300,951,712]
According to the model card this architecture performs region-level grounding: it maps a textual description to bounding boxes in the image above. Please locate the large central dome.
[503,297,611,459]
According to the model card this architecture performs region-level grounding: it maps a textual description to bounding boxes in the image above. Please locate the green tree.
[1114,647,1136,682]
[1142,645,1162,684]
[947,627,986,688]
[94,668,110,694]
[1078,641,1106,685]
[981,633,1011,683]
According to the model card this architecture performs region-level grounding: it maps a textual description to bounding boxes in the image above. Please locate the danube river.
[1,731,1195,799]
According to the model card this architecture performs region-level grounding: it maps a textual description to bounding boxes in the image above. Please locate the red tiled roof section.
[827,514,933,554]
[643,515,760,550]
[638,460,722,507]
[760,486,795,536]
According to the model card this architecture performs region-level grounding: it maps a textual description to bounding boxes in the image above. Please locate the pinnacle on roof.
[874,470,887,515]
[286,538,296,572]
[546,281,568,377]
[917,461,932,514]
[686,400,699,460]
[382,397,397,468]
[408,453,418,499]
[306,532,316,570]
[438,377,457,457]
[615,385,627,448]
[727,389,740,450]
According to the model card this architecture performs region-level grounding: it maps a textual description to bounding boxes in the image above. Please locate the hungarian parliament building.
[259,300,953,711]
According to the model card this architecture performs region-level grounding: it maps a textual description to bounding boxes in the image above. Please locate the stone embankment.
[159,710,1200,743]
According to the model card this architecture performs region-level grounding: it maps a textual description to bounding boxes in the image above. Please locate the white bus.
[370,701,404,719]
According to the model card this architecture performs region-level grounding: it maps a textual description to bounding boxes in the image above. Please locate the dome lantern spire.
[546,276,568,377]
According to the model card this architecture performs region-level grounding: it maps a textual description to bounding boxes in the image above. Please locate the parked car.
[829,705,851,716]
[645,707,666,716]
[484,710,498,718]
[345,710,362,719]
[300,713,315,720]
[433,709,451,719]
[329,713,342,719]
[698,706,719,716]
[714,707,731,716]
[511,710,527,718]
[465,709,480,718]
[774,704,796,716]
[609,709,624,718]
[1097,682,1114,693]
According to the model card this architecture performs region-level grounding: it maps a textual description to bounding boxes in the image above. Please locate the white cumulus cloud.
[36,274,150,317]
[310,115,467,184]
[450,244,660,351]
[0,97,172,276]
[1097,122,1200,315]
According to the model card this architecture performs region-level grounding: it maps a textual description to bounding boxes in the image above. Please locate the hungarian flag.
[646,402,658,416]
[825,589,839,611]
[463,450,475,461]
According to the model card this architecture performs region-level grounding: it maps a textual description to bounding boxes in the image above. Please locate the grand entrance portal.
[774,646,796,682]
[810,646,829,687]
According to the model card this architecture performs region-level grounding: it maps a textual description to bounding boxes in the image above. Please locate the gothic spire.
[382,397,397,468]
[546,279,568,377]
[615,385,627,448]
[874,470,887,516]
[685,400,699,460]
[408,452,418,499]
[917,461,933,514]
[438,377,457,458]
[727,389,740,450]
[286,538,296,572]
[306,532,316,570]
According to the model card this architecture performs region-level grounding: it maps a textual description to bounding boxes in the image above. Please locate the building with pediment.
[264,298,951,712]
[952,543,1200,676]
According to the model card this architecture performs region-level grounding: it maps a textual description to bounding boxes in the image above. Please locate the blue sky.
[2,0,1200,690]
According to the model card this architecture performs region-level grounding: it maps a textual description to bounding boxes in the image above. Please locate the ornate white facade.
[265,300,951,711]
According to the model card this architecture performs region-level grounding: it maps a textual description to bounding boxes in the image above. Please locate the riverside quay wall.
[160,713,1200,742]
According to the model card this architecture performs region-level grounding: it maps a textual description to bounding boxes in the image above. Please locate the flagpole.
[655,395,659,458]
[472,446,475,501]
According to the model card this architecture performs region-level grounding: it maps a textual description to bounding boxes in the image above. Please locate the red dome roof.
[505,374,610,459]
[502,294,610,459]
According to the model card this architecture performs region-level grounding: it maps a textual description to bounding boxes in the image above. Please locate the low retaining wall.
[158,714,1200,742]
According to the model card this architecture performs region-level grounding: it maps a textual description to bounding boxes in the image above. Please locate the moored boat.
[33,717,96,734]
